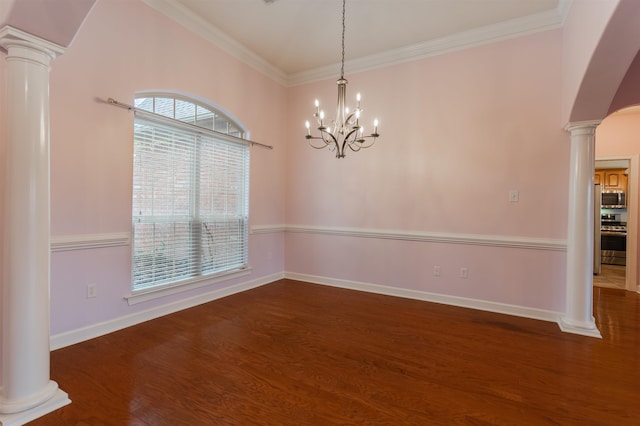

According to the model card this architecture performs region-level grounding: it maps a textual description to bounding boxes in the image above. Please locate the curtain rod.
[105,98,273,150]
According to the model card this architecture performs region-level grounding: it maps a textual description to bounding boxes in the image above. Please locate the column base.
[0,388,70,426]
[558,316,602,338]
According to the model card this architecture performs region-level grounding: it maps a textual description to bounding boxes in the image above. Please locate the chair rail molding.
[51,233,131,252]
[251,224,566,251]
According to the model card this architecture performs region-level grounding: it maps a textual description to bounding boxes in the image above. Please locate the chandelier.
[304,0,380,159]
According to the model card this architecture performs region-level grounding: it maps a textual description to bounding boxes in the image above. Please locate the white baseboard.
[284,271,562,324]
[51,270,581,351]
[50,272,284,350]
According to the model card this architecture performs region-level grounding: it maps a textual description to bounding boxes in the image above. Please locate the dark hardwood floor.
[30,279,639,425]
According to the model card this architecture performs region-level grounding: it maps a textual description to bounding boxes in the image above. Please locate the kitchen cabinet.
[595,171,604,186]
[604,169,628,191]
[595,169,628,191]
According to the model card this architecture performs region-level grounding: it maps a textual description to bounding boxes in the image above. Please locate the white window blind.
[132,98,249,292]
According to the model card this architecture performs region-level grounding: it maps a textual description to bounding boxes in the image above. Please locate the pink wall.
[289,30,567,237]
[47,0,287,334]
[285,233,566,311]
[285,30,569,312]
[3,0,637,339]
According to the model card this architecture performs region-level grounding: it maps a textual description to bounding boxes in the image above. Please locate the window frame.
[128,93,251,301]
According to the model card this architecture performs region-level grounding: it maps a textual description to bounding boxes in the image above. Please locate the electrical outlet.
[87,283,97,299]
[459,267,468,279]
[433,265,441,277]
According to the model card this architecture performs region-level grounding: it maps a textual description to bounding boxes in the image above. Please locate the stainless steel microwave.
[602,190,626,208]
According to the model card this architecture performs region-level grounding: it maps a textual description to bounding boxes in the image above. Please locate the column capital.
[0,26,65,62]
[564,120,602,135]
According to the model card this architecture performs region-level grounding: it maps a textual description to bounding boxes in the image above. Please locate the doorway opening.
[593,155,638,292]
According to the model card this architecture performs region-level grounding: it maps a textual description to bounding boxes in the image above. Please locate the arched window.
[131,94,249,292]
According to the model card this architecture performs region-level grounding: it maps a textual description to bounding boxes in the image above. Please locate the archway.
[563,0,640,337]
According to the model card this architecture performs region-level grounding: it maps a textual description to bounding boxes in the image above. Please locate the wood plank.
[30,280,640,425]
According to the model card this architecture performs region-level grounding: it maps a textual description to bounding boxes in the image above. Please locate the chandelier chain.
[341,0,346,79]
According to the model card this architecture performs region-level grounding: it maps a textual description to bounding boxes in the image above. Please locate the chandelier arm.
[355,136,376,149]
[306,132,332,148]
[345,111,359,125]
[309,140,331,150]
[340,138,349,155]
[344,127,360,142]
[320,129,338,145]
[341,129,360,153]
[325,132,343,157]
[359,133,378,139]
[348,143,362,152]
[318,129,340,153]
[307,136,334,150]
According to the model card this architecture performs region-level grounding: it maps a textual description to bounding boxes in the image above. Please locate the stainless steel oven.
[601,230,626,266]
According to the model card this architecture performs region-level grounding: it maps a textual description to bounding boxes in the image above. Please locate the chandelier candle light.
[304,0,380,159]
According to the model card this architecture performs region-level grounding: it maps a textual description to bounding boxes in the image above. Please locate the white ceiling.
[145,0,568,85]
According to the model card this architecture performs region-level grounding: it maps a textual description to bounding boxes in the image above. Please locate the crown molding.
[141,0,288,86]
[143,0,569,87]
[289,5,567,86]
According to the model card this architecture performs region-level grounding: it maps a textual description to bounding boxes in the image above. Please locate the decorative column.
[0,27,70,425]
[559,121,602,338]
